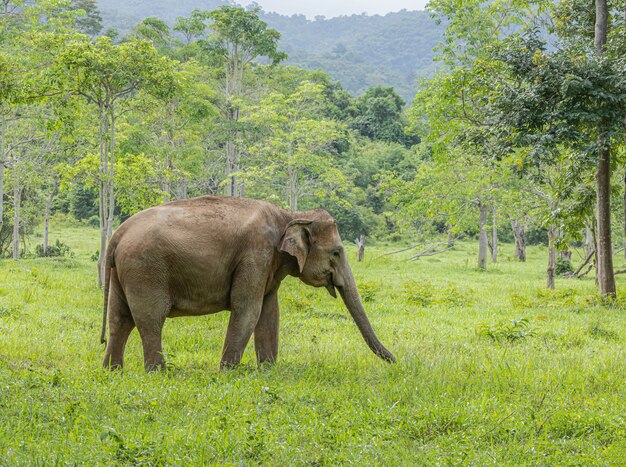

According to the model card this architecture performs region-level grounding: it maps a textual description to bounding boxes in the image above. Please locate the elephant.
[100,195,395,370]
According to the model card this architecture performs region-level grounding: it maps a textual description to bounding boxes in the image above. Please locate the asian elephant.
[100,195,395,371]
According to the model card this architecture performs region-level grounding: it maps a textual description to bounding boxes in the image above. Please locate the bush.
[36,239,74,258]
[556,257,574,276]
[88,215,100,228]
[476,318,535,342]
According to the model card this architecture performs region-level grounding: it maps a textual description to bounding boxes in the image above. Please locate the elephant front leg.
[254,292,279,365]
[220,277,265,369]
[221,307,262,369]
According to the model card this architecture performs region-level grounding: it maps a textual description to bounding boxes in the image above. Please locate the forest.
[2,0,626,295]
[1,0,626,464]
[95,0,445,102]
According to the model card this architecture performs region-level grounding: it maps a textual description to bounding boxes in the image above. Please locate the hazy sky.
[244,1,430,19]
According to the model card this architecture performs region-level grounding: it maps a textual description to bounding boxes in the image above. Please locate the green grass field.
[1,222,626,465]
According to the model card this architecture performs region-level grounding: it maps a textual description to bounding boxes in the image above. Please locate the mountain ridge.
[96,1,444,103]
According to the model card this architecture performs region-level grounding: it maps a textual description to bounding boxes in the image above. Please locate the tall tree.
[349,86,412,146]
[243,81,346,210]
[53,36,177,284]
[489,8,626,296]
[593,0,616,296]
[202,6,286,196]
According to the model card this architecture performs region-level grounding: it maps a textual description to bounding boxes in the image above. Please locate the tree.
[70,0,102,36]
[490,21,626,296]
[53,36,178,284]
[243,81,346,210]
[120,60,218,201]
[132,17,172,51]
[349,86,413,146]
[0,0,81,255]
[593,0,615,296]
[402,0,549,268]
[202,6,286,196]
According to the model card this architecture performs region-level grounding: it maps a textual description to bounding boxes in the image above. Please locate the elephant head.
[280,210,396,363]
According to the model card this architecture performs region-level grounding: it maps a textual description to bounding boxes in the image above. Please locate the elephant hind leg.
[126,291,169,372]
[103,269,135,369]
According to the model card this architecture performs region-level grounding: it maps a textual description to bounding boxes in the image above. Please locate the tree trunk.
[97,111,109,287]
[623,171,626,259]
[585,220,595,258]
[595,0,608,52]
[447,225,454,247]
[491,205,498,263]
[355,235,365,262]
[547,225,557,289]
[163,149,171,203]
[596,145,616,297]
[182,175,188,199]
[477,203,488,270]
[225,139,238,196]
[559,249,572,261]
[512,219,527,262]
[594,0,616,297]
[287,166,297,211]
[106,112,116,243]
[12,175,20,260]
[0,107,5,235]
[224,92,241,197]
[43,192,53,256]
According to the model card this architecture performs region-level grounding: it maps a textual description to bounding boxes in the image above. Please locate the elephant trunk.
[336,259,396,363]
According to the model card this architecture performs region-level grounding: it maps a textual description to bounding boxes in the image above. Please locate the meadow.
[1,220,626,465]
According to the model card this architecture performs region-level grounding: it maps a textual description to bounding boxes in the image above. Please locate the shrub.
[476,318,535,342]
[357,281,377,302]
[556,257,574,275]
[35,239,74,258]
[88,215,100,228]
[403,280,473,307]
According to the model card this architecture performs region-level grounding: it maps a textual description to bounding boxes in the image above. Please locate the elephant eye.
[333,250,341,258]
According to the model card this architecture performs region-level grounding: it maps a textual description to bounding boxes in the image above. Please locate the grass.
[1,222,626,465]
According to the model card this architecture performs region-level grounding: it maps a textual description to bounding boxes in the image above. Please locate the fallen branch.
[408,244,455,261]
[572,249,595,277]
[371,243,425,261]
[615,268,626,275]
[372,234,463,262]
[577,263,594,278]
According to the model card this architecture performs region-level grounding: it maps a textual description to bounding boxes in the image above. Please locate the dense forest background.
[96,0,443,103]
[2,0,625,298]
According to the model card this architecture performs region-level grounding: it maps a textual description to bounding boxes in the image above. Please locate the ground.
[1,220,625,465]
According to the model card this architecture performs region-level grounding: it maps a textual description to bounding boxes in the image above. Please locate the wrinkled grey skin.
[101,195,395,371]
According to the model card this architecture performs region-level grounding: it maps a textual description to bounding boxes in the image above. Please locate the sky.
[243,1,430,19]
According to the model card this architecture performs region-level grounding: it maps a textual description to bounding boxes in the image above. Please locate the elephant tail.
[100,241,116,345]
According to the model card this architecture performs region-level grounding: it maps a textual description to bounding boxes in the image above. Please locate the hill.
[96,1,444,103]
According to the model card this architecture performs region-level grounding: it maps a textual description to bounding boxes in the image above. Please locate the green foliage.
[491,31,626,164]
[69,185,97,220]
[61,152,168,216]
[403,280,473,307]
[476,318,535,343]
[349,86,413,146]
[556,257,574,276]
[242,80,346,210]
[69,0,103,36]
[35,239,74,258]
[205,6,287,67]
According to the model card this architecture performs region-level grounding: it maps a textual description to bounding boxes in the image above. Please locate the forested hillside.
[96,0,443,102]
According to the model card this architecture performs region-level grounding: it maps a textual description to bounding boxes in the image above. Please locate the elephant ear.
[279,220,312,273]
